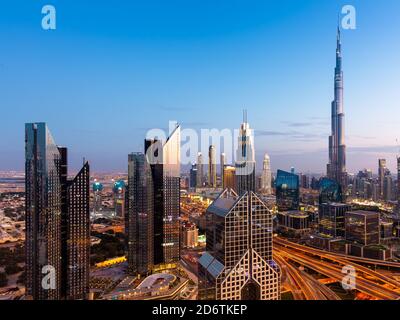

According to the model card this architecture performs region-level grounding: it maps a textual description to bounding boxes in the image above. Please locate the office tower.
[275,170,299,211]
[397,157,400,214]
[127,153,154,275]
[327,27,347,192]
[220,153,226,187]
[223,165,236,190]
[26,123,62,300]
[64,161,90,300]
[319,178,343,204]
[145,124,181,265]
[181,222,199,248]
[25,123,89,300]
[113,180,126,217]
[345,211,380,245]
[189,163,197,189]
[372,182,379,202]
[383,174,393,201]
[208,145,217,188]
[311,176,319,190]
[319,203,351,237]
[197,152,203,188]
[92,181,103,213]
[261,153,272,195]
[378,159,387,199]
[199,189,280,300]
[235,112,256,195]
[298,173,310,189]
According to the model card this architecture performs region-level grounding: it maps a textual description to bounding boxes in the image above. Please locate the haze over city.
[1,0,400,173]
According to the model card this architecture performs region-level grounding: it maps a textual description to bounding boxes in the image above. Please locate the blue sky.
[1,0,400,173]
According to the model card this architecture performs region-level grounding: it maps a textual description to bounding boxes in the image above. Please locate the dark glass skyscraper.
[127,153,154,275]
[145,125,181,266]
[25,123,90,300]
[26,123,62,300]
[275,170,300,211]
[327,27,347,192]
[64,161,90,300]
[319,178,343,204]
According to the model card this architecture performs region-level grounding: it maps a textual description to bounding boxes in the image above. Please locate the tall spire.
[328,24,347,196]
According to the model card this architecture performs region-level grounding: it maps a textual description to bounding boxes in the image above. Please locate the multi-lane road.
[274,237,400,300]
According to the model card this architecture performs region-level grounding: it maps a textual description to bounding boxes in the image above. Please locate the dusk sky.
[1,0,400,174]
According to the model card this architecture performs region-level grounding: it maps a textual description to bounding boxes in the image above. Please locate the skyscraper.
[26,123,62,300]
[145,124,181,265]
[327,27,347,192]
[127,153,154,275]
[199,189,280,300]
[275,170,300,212]
[208,145,217,188]
[220,153,226,188]
[378,159,387,199]
[25,123,90,300]
[223,165,236,190]
[64,161,90,300]
[397,156,400,215]
[197,152,203,188]
[235,111,256,195]
[189,163,197,189]
[261,153,272,195]
[319,178,343,204]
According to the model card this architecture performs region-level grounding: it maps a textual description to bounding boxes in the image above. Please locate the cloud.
[347,145,398,153]
[255,129,327,141]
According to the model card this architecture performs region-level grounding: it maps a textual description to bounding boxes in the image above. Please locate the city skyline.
[1,1,400,174]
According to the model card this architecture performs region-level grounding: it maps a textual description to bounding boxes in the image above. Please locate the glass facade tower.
[25,123,90,300]
[275,170,300,212]
[127,153,154,275]
[199,189,280,300]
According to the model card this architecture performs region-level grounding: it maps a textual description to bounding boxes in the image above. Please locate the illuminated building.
[223,165,236,190]
[220,153,225,188]
[113,180,126,217]
[261,153,272,195]
[197,152,203,188]
[145,124,181,265]
[397,156,400,215]
[199,189,280,300]
[235,111,256,195]
[275,170,299,211]
[25,123,90,300]
[345,211,380,246]
[277,211,311,236]
[127,153,154,275]
[327,27,347,192]
[92,181,103,213]
[181,222,199,248]
[208,145,217,188]
[378,159,386,199]
[319,203,351,237]
[64,161,90,300]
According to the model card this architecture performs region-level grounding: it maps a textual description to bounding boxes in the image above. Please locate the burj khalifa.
[327,27,347,191]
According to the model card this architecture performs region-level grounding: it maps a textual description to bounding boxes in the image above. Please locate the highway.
[274,238,400,300]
